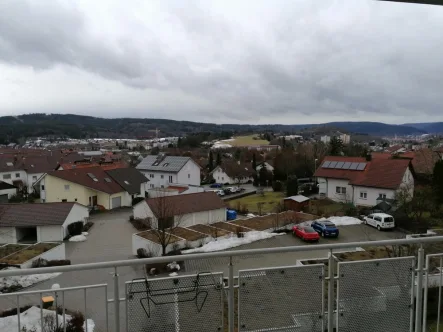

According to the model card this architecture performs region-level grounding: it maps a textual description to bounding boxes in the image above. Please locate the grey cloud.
[1,0,443,123]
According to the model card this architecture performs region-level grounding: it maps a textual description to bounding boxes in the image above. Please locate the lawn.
[308,199,346,217]
[229,135,269,147]
[0,244,29,259]
[0,243,59,265]
[228,191,285,214]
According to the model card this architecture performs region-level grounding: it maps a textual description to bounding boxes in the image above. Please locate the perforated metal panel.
[238,265,324,332]
[126,272,224,332]
[337,257,414,332]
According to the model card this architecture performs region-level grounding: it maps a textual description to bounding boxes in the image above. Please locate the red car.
[292,225,320,242]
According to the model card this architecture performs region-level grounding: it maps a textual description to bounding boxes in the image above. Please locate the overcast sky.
[1,0,443,125]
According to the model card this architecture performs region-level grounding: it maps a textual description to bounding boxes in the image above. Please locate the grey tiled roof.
[136,155,191,173]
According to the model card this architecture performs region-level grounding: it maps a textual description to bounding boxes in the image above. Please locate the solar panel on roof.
[329,161,338,168]
[322,161,331,168]
[357,163,367,170]
[335,161,345,169]
[342,162,351,169]
[349,163,358,170]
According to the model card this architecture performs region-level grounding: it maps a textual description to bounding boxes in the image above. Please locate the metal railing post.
[327,249,334,332]
[228,256,235,332]
[113,267,120,332]
[415,245,425,332]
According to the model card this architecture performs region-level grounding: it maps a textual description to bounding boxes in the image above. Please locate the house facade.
[136,155,201,189]
[0,181,17,202]
[0,202,89,243]
[315,156,414,207]
[133,191,226,228]
[211,162,255,184]
[37,167,148,209]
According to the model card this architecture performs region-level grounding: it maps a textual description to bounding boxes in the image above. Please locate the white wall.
[142,171,177,188]
[133,200,155,221]
[38,225,64,242]
[177,208,227,228]
[1,170,27,186]
[0,227,16,244]
[326,178,353,203]
[62,203,90,238]
[353,186,395,207]
[20,243,66,268]
[0,187,17,199]
[27,172,45,193]
[317,177,327,196]
[177,160,201,186]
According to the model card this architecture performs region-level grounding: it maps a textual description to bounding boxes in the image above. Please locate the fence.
[1,236,443,331]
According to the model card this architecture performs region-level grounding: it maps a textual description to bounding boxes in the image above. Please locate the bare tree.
[143,190,186,256]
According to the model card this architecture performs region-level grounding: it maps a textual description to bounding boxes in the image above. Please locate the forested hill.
[0,113,434,143]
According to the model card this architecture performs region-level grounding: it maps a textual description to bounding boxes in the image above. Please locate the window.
[32,176,37,181]
[62,199,67,202]
[168,175,173,183]
[336,186,346,194]
[64,184,70,191]
[188,174,190,178]
[15,173,20,178]
[161,185,164,188]
[374,216,382,222]
[41,185,45,190]
[360,192,367,199]
[2,174,11,180]
[161,175,164,179]
[222,177,224,181]
[150,184,154,188]
[379,193,387,199]
[149,174,154,178]
[75,198,77,202]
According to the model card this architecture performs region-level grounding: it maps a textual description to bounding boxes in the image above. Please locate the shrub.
[132,197,145,206]
[82,221,94,232]
[47,260,71,267]
[67,221,84,236]
[235,226,244,238]
[272,180,283,192]
[0,305,33,318]
[32,258,48,268]
[137,248,151,258]
[129,215,134,221]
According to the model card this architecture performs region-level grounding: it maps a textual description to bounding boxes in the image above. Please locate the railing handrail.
[1,235,443,277]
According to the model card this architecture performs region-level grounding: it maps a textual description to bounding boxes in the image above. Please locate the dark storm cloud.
[1,0,443,123]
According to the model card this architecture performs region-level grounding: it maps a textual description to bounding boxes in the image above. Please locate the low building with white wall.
[0,202,89,243]
[0,181,17,202]
[133,191,227,228]
[315,156,414,207]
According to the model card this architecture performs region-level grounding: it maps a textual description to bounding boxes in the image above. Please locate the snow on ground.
[0,306,95,332]
[0,268,61,293]
[69,234,87,242]
[182,231,284,254]
[303,216,363,227]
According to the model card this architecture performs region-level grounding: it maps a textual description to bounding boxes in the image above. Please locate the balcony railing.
[1,236,443,331]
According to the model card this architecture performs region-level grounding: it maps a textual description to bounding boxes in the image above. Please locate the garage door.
[0,194,8,203]
[112,196,122,209]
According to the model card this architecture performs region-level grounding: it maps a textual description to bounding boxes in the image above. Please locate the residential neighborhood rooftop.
[0,202,80,227]
[136,155,194,172]
[105,168,148,194]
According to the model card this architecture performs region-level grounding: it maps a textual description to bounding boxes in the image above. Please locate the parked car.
[311,220,339,238]
[363,213,395,231]
[210,183,222,188]
[216,189,225,197]
[223,188,232,195]
[292,225,320,242]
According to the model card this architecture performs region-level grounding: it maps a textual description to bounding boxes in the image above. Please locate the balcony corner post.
[228,256,235,332]
[113,267,120,332]
[415,245,425,332]
[327,249,334,332]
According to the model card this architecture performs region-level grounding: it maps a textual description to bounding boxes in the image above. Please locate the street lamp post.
[314,159,318,173]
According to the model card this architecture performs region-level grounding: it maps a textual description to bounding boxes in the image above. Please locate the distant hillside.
[0,113,434,143]
[402,122,443,134]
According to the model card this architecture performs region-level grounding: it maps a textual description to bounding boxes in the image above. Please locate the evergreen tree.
[216,152,222,166]
[177,137,182,148]
[433,160,443,204]
[329,136,344,156]
[252,153,257,171]
[208,150,214,170]
[286,175,299,197]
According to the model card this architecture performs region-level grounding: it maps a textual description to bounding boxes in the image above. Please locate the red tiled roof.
[314,156,411,189]
[47,167,125,194]
[59,160,128,171]
[145,192,226,218]
[385,145,403,154]
[371,152,392,159]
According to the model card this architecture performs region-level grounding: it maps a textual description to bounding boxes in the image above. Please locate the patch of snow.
[167,262,180,271]
[246,213,256,218]
[304,216,363,227]
[169,272,178,277]
[427,230,437,235]
[69,235,87,242]
[82,232,89,236]
[182,231,284,254]
[0,306,95,331]
[0,268,61,293]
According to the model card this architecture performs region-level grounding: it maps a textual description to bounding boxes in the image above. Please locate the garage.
[112,196,122,209]
[0,194,7,203]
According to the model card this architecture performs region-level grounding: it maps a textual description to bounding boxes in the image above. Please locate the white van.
[364,213,395,231]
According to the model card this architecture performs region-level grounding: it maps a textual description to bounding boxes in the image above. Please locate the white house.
[314,156,414,207]
[133,191,226,228]
[0,202,89,243]
[210,161,255,184]
[136,154,201,189]
[0,181,17,203]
